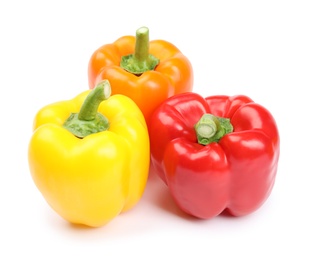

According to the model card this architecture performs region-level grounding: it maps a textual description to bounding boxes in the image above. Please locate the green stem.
[135,27,150,62]
[194,114,233,145]
[78,80,111,121]
[63,80,111,138]
[120,26,159,75]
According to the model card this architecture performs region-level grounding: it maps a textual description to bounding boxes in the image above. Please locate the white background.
[1,0,308,259]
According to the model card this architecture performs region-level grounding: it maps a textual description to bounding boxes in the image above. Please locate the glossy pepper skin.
[28,81,150,227]
[88,27,193,126]
[149,92,280,219]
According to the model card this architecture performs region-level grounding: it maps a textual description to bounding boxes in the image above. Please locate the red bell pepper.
[149,92,280,219]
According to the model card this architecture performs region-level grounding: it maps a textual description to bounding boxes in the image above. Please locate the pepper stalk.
[63,80,111,138]
[120,26,159,75]
[194,114,233,145]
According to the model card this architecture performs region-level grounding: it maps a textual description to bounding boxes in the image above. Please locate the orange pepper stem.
[195,114,233,145]
[134,27,151,62]
[63,80,111,138]
[120,27,159,75]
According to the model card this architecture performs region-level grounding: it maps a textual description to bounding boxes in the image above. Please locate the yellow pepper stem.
[120,26,159,75]
[63,80,111,138]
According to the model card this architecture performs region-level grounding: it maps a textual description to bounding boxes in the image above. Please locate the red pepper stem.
[195,114,233,145]
[120,27,159,75]
[63,80,111,138]
[195,114,219,138]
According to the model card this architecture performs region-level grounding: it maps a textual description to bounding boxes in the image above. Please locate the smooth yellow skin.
[28,90,150,227]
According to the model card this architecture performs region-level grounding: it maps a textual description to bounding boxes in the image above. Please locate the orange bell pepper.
[88,27,194,126]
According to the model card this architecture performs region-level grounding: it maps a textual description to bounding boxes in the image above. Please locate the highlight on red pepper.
[28,80,150,227]
[88,26,194,126]
[149,92,280,219]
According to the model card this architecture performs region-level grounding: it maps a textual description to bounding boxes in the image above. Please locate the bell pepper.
[149,92,280,219]
[28,80,150,227]
[88,26,193,126]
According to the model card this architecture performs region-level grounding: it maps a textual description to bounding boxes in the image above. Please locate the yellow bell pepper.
[28,80,150,227]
